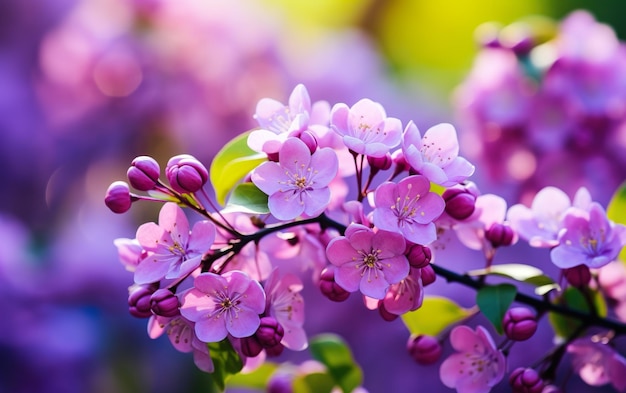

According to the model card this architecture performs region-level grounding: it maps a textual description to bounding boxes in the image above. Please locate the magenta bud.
[299,130,318,154]
[150,288,180,317]
[509,367,544,393]
[128,283,158,318]
[127,155,160,191]
[563,265,591,288]
[503,307,537,341]
[265,343,285,357]
[240,336,263,358]
[165,154,208,194]
[267,152,280,162]
[406,243,432,269]
[442,185,478,220]
[367,153,393,171]
[486,223,516,248]
[256,316,285,348]
[319,267,350,302]
[407,334,442,365]
[421,264,436,287]
[105,181,133,213]
[378,301,399,322]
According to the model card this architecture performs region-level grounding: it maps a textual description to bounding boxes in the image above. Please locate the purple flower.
[330,98,402,157]
[134,202,216,284]
[381,266,424,315]
[373,175,445,245]
[439,325,506,393]
[401,121,475,187]
[251,137,338,220]
[550,202,626,269]
[568,336,626,391]
[263,269,307,351]
[181,271,266,342]
[326,223,409,299]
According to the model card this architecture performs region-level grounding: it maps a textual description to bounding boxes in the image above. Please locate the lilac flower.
[550,202,626,269]
[134,202,216,284]
[401,121,475,187]
[263,269,307,351]
[454,194,515,253]
[330,98,402,157]
[181,271,266,342]
[568,336,626,391]
[439,325,506,393]
[251,137,338,220]
[380,266,424,315]
[373,175,445,245]
[326,223,409,299]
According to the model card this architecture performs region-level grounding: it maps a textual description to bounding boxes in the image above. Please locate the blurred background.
[2,0,626,392]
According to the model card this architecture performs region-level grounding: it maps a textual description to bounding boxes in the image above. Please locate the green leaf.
[222,182,269,214]
[468,263,555,287]
[401,296,473,336]
[476,283,517,335]
[607,181,626,263]
[292,372,336,393]
[226,362,277,390]
[309,334,362,393]
[210,131,267,206]
[548,286,608,339]
[207,339,244,391]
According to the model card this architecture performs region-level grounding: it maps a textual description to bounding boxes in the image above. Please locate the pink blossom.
[568,336,626,391]
[373,175,445,245]
[263,269,307,351]
[326,223,409,299]
[134,202,216,284]
[181,271,266,342]
[330,98,402,157]
[440,325,505,393]
[251,137,338,220]
[401,121,475,187]
[380,266,424,315]
[113,237,144,272]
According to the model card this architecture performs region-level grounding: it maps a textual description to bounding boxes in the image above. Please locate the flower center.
[392,184,424,225]
[420,134,452,165]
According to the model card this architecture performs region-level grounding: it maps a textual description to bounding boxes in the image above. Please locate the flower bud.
[442,185,478,220]
[406,243,432,269]
[150,288,180,317]
[407,334,442,365]
[503,307,537,341]
[127,155,160,191]
[367,153,392,171]
[421,264,436,287]
[265,343,285,357]
[240,335,263,358]
[486,223,516,248]
[128,283,158,318]
[256,316,284,348]
[105,181,133,213]
[319,267,350,302]
[563,265,591,288]
[378,301,399,322]
[509,367,544,393]
[299,130,318,154]
[165,154,208,194]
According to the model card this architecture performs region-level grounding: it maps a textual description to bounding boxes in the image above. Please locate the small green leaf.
[607,181,626,263]
[468,263,554,286]
[292,372,336,393]
[226,362,277,390]
[222,182,270,214]
[207,339,244,391]
[210,131,267,206]
[401,296,473,336]
[548,287,607,339]
[309,334,362,393]
[476,283,517,335]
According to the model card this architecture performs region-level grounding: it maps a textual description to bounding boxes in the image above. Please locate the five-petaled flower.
[181,271,266,343]
[439,325,505,393]
[251,137,338,220]
[373,175,445,245]
[568,336,626,391]
[326,223,410,299]
[134,202,216,285]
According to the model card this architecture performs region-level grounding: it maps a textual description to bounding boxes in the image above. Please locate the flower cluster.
[106,79,626,392]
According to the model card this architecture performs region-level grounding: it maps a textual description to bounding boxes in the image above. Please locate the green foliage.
[309,334,363,393]
[476,283,517,335]
[548,286,608,339]
[401,296,473,336]
[207,339,244,392]
[293,372,336,393]
[468,263,559,295]
[222,183,270,214]
[607,181,626,262]
[226,362,278,390]
[210,131,267,206]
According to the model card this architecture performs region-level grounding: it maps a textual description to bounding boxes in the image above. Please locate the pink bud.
[421,264,436,287]
[406,243,432,269]
[299,130,318,154]
[509,367,544,393]
[256,316,284,348]
[240,336,263,357]
[563,265,591,288]
[319,267,350,302]
[165,154,208,194]
[503,307,537,341]
[265,343,285,357]
[486,223,516,248]
[127,155,160,191]
[105,181,133,213]
[367,153,392,171]
[442,184,478,220]
[128,283,158,318]
[150,288,180,317]
[407,334,442,365]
